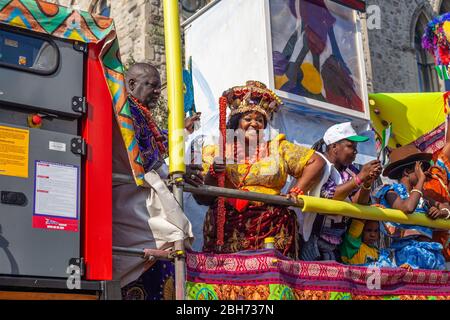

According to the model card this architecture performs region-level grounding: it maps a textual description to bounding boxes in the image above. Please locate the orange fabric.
[424,151,450,261]
[423,151,450,203]
[423,166,450,203]
[433,230,450,261]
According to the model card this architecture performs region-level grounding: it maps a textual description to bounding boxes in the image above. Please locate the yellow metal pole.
[164,0,185,175]
[163,0,186,301]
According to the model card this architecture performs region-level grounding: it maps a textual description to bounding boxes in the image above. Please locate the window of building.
[415,12,439,92]
[440,0,450,14]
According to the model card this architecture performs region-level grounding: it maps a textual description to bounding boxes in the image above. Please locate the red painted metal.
[82,41,113,280]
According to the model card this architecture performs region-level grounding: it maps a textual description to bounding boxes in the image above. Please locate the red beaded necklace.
[129,95,167,156]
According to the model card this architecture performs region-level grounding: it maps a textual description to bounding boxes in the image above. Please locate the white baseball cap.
[323,122,369,145]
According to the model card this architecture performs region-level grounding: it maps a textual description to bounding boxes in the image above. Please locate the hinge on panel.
[73,41,87,53]
[71,137,87,156]
[72,96,87,114]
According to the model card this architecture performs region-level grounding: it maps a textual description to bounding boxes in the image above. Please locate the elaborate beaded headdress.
[221,81,283,120]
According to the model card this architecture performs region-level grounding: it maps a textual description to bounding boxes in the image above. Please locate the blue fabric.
[129,97,168,172]
[364,243,445,270]
[121,261,175,300]
[183,69,195,114]
[372,183,446,270]
[390,239,445,270]
[370,248,396,268]
[375,183,433,239]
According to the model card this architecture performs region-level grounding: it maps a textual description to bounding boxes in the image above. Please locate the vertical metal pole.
[172,174,185,301]
[163,0,186,300]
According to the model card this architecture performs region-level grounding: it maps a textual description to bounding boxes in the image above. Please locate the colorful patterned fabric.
[375,183,433,239]
[320,164,359,200]
[375,183,446,270]
[424,164,450,204]
[424,150,450,261]
[201,134,315,195]
[129,96,168,172]
[316,164,359,246]
[436,152,450,183]
[121,261,175,300]
[340,220,379,265]
[388,239,445,270]
[414,122,446,158]
[203,201,299,259]
[201,133,313,259]
[185,250,450,300]
[0,0,145,185]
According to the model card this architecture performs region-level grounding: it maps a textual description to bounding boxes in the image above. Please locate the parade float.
[181,0,450,300]
[0,0,450,300]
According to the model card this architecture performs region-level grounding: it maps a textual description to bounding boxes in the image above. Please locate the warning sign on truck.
[0,125,29,178]
[33,161,79,232]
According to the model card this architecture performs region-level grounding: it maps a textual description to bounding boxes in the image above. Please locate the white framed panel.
[184,0,270,127]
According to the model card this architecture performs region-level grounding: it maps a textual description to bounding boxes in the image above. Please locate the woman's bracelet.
[410,189,424,197]
[354,175,363,187]
[442,208,450,220]
[289,187,304,196]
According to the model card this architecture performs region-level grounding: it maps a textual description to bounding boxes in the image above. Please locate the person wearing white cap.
[300,122,382,262]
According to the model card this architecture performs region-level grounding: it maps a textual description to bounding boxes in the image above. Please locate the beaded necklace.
[129,95,167,156]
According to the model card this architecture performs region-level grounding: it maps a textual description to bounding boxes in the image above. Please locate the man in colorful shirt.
[113,63,202,299]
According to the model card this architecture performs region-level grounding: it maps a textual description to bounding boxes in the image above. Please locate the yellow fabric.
[202,134,314,195]
[369,93,446,148]
[299,195,450,230]
[347,219,365,239]
[342,243,379,265]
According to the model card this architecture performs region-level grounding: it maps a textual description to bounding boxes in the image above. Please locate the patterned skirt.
[203,201,299,259]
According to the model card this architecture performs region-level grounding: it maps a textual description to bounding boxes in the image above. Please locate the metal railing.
[113,173,300,207]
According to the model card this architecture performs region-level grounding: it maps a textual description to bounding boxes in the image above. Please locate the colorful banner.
[186,250,450,300]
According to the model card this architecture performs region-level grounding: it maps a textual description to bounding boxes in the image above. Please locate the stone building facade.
[50,0,450,94]
[364,0,450,93]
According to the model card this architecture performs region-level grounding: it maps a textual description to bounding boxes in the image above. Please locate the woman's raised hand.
[359,160,382,184]
[184,164,204,187]
[185,112,201,134]
[414,161,426,184]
